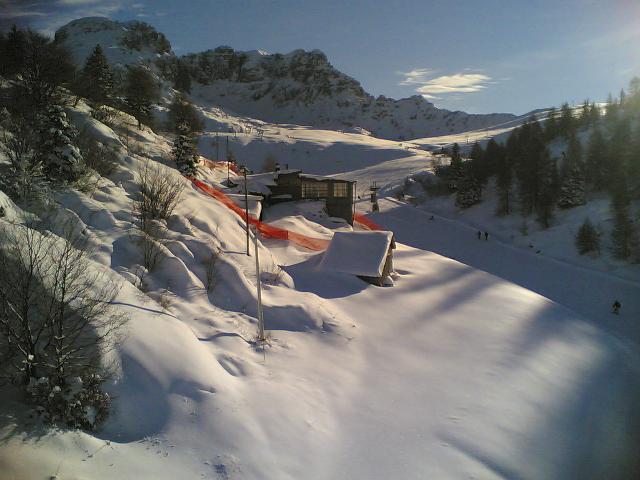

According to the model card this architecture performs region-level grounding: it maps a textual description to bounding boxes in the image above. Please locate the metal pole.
[226,136,229,162]
[253,227,264,341]
[352,180,357,224]
[243,168,250,256]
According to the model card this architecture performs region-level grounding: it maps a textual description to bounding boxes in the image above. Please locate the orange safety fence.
[353,213,382,231]
[190,177,383,250]
[201,159,241,175]
[190,178,330,251]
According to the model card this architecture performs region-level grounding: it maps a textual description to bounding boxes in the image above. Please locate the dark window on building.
[333,182,349,197]
[302,182,328,198]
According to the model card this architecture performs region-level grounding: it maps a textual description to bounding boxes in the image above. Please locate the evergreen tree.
[173,122,199,176]
[469,142,488,184]
[544,106,558,139]
[589,102,601,124]
[0,118,49,205]
[607,117,631,194]
[9,31,75,122]
[0,25,26,76]
[628,77,640,112]
[605,93,619,125]
[39,105,84,182]
[610,200,635,260]
[446,143,464,190]
[557,134,586,208]
[167,93,204,134]
[78,44,114,106]
[579,100,591,127]
[484,139,509,215]
[558,102,574,137]
[575,218,600,255]
[627,127,640,199]
[124,65,160,129]
[619,88,627,107]
[608,135,637,261]
[174,61,192,93]
[585,127,607,190]
[455,164,482,209]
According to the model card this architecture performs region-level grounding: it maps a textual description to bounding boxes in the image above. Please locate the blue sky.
[2,0,639,114]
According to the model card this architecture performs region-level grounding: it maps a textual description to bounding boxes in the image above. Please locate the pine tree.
[609,147,636,260]
[579,100,591,127]
[446,143,464,190]
[39,105,84,183]
[9,31,75,122]
[557,134,586,208]
[455,164,482,209]
[78,44,114,106]
[1,25,26,76]
[575,218,600,255]
[173,122,199,176]
[174,61,192,93]
[558,102,574,137]
[544,106,558,139]
[167,93,203,134]
[605,93,619,125]
[627,127,640,199]
[585,127,607,190]
[0,120,49,206]
[469,142,488,184]
[610,201,635,260]
[486,139,510,215]
[124,65,160,129]
[589,102,601,124]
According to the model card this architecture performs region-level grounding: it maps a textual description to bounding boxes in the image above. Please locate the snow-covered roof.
[320,231,393,278]
[231,172,277,195]
[301,173,354,183]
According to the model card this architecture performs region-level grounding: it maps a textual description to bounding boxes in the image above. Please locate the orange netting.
[190,178,330,251]
[190,176,382,250]
[353,213,382,231]
[201,159,241,175]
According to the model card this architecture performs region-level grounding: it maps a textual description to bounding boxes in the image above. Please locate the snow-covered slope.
[1,87,639,480]
[55,17,519,141]
[55,17,173,70]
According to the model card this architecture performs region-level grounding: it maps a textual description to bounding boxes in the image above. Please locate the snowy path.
[369,197,640,346]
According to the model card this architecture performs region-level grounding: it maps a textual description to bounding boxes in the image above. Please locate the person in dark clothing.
[484,231,489,241]
[612,300,621,314]
[477,231,482,240]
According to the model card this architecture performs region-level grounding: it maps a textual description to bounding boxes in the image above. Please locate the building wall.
[269,173,355,224]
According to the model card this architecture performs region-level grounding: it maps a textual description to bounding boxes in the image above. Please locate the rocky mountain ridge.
[56,17,517,140]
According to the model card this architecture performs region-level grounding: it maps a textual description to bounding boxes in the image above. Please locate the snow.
[320,230,393,278]
[1,24,640,479]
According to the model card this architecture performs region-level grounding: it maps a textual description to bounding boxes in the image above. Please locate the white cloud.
[398,68,436,86]
[399,69,493,98]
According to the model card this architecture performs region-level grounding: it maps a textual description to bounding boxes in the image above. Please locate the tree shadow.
[96,353,171,443]
[282,255,369,299]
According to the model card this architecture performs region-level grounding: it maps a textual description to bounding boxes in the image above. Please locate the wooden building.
[320,231,396,286]
[242,169,356,224]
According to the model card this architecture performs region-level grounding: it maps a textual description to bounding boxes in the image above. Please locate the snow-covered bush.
[133,160,185,224]
[0,122,50,206]
[0,222,125,429]
[39,105,85,183]
[27,374,110,430]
